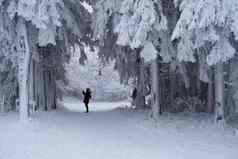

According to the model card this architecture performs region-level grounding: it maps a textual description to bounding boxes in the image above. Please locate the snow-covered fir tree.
[0,0,92,120]
[172,0,238,125]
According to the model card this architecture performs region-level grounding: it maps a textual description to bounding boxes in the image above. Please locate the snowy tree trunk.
[0,95,5,113]
[35,62,44,110]
[214,62,225,126]
[28,59,34,112]
[17,18,31,121]
[151,58,160,120]
[178,63,190,89]
[32,60,36,109]
[135,87,146,108]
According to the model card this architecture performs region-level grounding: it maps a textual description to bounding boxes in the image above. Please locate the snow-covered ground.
[0,97,238,159]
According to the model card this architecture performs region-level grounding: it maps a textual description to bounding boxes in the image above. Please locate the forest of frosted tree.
[0,0,238,128]
[1,1,238,158]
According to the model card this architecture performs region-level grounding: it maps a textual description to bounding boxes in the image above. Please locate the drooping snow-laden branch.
[172,0,238,65]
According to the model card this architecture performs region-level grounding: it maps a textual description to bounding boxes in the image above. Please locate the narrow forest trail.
[0,97,238,159]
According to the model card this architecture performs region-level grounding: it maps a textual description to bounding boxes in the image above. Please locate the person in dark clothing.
[82,88,92,113]
[131,88,137,106]
[132,88,137,101]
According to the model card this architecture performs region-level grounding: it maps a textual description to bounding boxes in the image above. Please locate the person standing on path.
[131,87,137,106]
[82,88,92,113]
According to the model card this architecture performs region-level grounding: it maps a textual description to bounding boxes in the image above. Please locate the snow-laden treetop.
[7,0,62,29]
[4,0,90,47]
[115,0,167,49]
[172,0,238,65]
[92,0,168,63]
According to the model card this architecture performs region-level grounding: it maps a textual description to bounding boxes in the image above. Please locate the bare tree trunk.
[43,70,48,111]
[52,81,57,109]
[134,54,146,108]
[34,62,40,109]
[37,63,44,110]
[135,65,146,108]
[52,73,57,109]
[169,65,176,109]
[214,62,225,126]
[151,58,160,120]
[207,80,214,113]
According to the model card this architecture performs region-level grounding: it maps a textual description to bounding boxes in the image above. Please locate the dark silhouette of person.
[132,88,137,101]
[131,88,137,106]
[82,88,92,113]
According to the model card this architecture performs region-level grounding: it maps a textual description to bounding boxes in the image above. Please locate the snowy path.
[0,97,238,159]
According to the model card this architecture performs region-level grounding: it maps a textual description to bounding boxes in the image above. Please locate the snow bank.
[0,100,237,159]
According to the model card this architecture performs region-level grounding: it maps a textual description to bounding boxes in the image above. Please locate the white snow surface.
[0,97,238,159]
